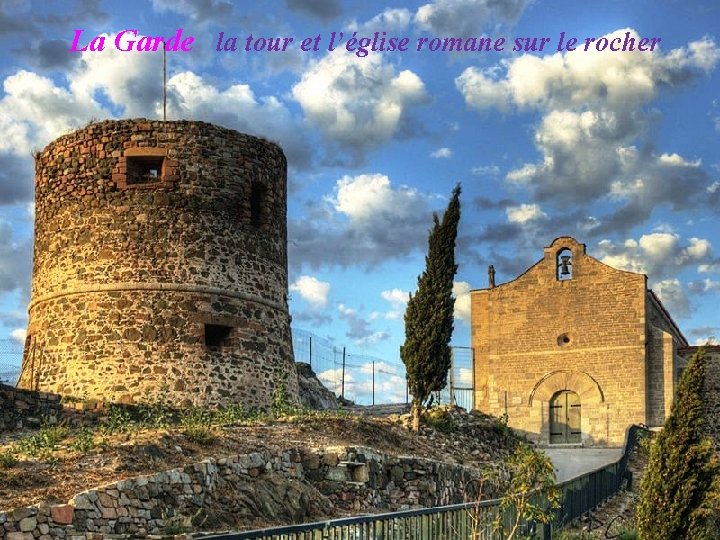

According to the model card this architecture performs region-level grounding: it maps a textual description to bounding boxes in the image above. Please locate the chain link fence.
[0,338,23,385]
[0,330,473,408]
[292,327,408,405]
[292,327,473,409]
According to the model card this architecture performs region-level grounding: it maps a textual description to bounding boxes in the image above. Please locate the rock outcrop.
[296,362,338,410]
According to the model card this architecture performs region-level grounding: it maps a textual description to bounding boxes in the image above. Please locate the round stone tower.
[18,119,299,408]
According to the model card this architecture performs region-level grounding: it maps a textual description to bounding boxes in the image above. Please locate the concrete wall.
[471,236,682,446]
[18,119,298,409]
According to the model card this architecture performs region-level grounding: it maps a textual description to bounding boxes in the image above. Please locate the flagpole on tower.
[163,42,167,121]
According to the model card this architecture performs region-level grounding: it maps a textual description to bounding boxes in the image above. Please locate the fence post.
[372,360,375,406]
[309,336,312,369]
[449,348,455,407]
[341,346,346,400]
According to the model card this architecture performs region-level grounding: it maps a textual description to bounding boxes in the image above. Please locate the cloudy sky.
[0,0,719,399]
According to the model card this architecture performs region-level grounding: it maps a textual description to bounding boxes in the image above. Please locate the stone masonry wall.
[0,446,492,540]
[18,119,298,408]
[645,295,687,428]
[471,236,649,446]
[0,384,62,432]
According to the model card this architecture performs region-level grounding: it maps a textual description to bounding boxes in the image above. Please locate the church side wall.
[645,294,687,427]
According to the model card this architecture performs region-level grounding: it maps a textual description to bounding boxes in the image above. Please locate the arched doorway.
[549,390,581,444]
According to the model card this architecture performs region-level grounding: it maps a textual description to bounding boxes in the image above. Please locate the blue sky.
[0,0,719,403]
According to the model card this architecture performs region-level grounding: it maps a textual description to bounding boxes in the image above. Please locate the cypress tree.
[401,184,461,431]
[636,349,720,539]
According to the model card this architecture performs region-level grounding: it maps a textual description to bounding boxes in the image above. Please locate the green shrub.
[18,424,69,457]
[272,371,303,417]
[138,387,174,428]
[70,427,95,453]
[100,404,136,434]
[551,531,593,540]
[0,448,18,469]
[180,407,215,445]
[424,408,458,433]
[637,349,720,539]
[617,529,638,540]
[496,443,560,540]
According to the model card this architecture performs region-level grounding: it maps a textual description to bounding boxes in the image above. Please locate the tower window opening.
[250,182,266,227]
[127,156,165,185]
[557,248,573,280]
[204,324,233,349]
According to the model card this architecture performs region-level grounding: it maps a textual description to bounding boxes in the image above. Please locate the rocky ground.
[0,406,520,515]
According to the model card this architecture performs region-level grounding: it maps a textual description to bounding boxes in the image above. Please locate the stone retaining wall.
[0,384,63,432]
[0,446,494,540]
[0,383,108,433]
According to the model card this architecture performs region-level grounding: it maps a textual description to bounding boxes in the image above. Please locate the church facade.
[470,236,687,446]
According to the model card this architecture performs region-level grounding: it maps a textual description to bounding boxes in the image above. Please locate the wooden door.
[549,390,581,444]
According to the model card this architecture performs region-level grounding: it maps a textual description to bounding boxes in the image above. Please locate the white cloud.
[10,328,26,344]
[381,288,409,320]
[0,70,103,154]
[70,33,169,118]
[689,279,720,294]
[452,281,472,324]
[686,237,712,259]
[337,303,390,348]
[290,275,331,309]
[292,49,428,160]
[653,278,690,319]
[290,173,438,269]
[349,7,412,33]
[471,165,500,176]
[167,71,312,168]
[505,203,547,224]
[319,362,407,404]
[694,337,719,346]
[597,234,713,282]
[415,0,528,37]
[456,367,473,386]
[699,264,720,274]
[431,147,452,158]
[456,29,719,232]
[330,173,423,223]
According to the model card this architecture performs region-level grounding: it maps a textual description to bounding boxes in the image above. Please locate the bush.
[617,530,638,540]
[272,371,303,417]
[100,404,136,434]
[424,407,458,433]
[180,407,215,445]
[0,448,18,469]
[70,427,95,453]
[138,388,174,428]
[496,443,560,540]
[551,531,593,540]
[18,424,69,458]
[636,349,720,539]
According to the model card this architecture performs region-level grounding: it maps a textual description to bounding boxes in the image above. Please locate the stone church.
[470,236,687,446]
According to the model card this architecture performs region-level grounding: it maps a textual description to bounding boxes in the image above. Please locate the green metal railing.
[205,500,511,540]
